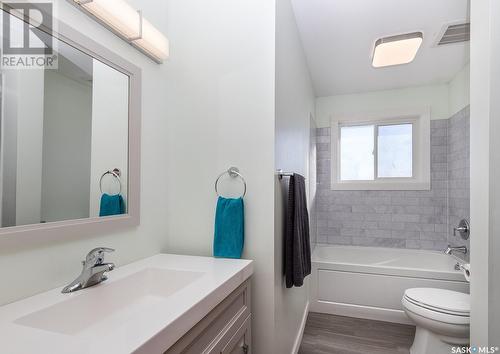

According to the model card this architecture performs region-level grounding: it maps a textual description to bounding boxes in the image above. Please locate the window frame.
[331,108,431,191]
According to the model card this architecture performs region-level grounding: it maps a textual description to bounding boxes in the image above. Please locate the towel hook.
[215,167,247,198]
[99,168,122,195]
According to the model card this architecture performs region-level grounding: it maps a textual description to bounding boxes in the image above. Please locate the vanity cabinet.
[165,280,251,354]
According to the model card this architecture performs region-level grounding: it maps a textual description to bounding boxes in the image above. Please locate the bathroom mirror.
[0,6,141,236]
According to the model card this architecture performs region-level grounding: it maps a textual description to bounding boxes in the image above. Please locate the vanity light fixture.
[372,32,423,68]
[70,0,169,63]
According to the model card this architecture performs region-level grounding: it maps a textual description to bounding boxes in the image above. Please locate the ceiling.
[291,0,470,96]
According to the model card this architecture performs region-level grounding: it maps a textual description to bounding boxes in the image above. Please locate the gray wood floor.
[299,313,416,354]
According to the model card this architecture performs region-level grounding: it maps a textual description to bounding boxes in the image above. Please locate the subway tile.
[328,205,352,212]
[330,212,364,221]
[391,214,421,222]
[406,240,421,249]
[352,237,407,248]
[378,222,406,230]
[341,221,379,229]
[317,143,330,152]
[365,229,391,238]
[317,234,328,243]
[364,196,392,205]
[327,236,352,245]
[316,127,331,136]
[434,224,448,233]
[341,228,366,237]
[391,197,419,206]
[364,213,392,222]
[431,119,448,129]
[404,222,435,232]
[391,230,419,239]
[327,220,343,228]
[432,163,448,173]
[316,135,330,143]
[404,206,435,215]
[314,107,470,250]
[351,205,376,213]
[420,231,447,241]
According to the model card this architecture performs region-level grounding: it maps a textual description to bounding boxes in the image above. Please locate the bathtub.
[309,245,469,324]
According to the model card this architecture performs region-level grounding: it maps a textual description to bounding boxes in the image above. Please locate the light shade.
[72,0,169,63]
[372,32,423,68]
[132,18,169,62]
[75,0,141,40]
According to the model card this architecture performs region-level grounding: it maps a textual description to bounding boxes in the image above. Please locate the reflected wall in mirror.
[0,11,130,228]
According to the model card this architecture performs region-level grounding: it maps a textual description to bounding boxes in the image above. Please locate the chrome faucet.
[62,247,115,293]
[444,245,468,256]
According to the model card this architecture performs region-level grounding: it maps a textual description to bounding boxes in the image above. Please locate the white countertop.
[0,254,253,354]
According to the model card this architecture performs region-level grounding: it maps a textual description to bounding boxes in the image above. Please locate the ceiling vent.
[437,23,470,45]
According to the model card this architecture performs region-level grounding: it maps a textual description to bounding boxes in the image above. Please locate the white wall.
[41,69,92,223]
[316,83,450,127]
[449,63,470,116]
[89,59,129,216]
[275,0,316,352]
[471,0,500,346]
[0,0,171,305]
[489,0,500,341]
[161,1,276,353]
[315,66,471,128]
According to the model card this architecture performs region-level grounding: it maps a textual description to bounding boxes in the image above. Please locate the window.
[331,110,430,190]
[340,125,375,180]
[377,124,413,178]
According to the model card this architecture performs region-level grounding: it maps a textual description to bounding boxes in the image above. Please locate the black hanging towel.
[285,174,311,288]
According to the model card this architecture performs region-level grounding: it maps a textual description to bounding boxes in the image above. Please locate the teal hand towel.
[213,196,244,259]
[99,194,125,217]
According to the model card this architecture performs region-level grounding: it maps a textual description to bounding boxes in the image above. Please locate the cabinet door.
[221,315,251,354]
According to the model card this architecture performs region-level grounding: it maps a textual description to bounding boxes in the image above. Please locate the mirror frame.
[0,5,141,239]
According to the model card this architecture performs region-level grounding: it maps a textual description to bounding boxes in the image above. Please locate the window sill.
[331,181,431,191]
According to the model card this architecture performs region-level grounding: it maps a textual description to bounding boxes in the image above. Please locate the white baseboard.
[310,300,413,325]
[292,301,310,354]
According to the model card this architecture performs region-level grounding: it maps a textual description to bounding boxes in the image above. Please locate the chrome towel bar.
[99,168,122,195]
[215,167,247,198]
[277,169,299,180]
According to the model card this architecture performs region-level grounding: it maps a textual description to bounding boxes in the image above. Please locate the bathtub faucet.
[444,245,467,255]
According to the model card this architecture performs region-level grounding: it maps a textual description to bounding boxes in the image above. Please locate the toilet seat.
[403,288,470,325]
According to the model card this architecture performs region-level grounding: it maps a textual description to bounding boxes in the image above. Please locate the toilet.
[402,288,470,354]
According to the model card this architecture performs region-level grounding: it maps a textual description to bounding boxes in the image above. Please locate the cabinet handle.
[242,344,249,354]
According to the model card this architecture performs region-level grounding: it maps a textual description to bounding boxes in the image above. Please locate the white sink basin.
[14,268,204,335]
[0,254,253,354]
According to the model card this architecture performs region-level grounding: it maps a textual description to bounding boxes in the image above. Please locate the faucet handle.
[453,219,470,240]
[85,247,115,266]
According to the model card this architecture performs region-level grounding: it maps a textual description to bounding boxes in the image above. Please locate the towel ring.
[100,168,122,195]
[215,167,247,198]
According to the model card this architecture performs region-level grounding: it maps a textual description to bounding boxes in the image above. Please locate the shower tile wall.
[447,107,470,256]
[315,106,470,251]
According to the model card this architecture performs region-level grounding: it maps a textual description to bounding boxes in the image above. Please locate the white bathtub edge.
[309,245,469,326]
[310,300,413,325]
[292,300,309,354]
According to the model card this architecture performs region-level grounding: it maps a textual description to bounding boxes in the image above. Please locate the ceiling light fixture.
[372,32,423,68]
[71,0,169,63]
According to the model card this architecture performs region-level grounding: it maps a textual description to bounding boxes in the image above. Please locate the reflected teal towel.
[213,197,244,259]
[99,194,125,217]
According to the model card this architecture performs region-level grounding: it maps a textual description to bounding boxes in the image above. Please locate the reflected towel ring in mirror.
[100,168,122,195]
[215,167,247,198]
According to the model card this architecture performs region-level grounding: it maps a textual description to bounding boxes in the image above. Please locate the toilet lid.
[404,288,470,315]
